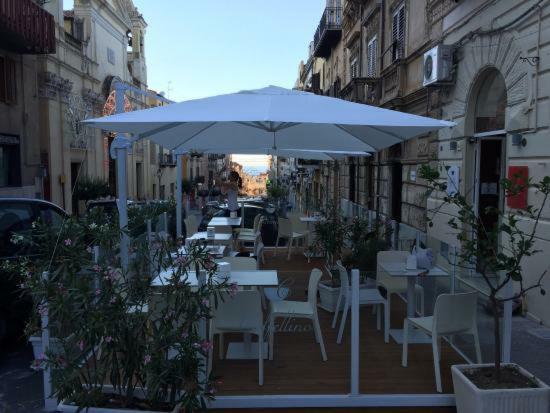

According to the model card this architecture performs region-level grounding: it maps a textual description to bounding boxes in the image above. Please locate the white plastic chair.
[238,214,262,240]
[402,291,482,393]
[184,215,198,237]
[333,261,389,344]
[275,217,308,260]
[376,251,425,317]
[269,268,327,361]
[207,290,265,385]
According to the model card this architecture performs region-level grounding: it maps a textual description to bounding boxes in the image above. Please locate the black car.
[198,201,278,246]
[0,198,68,349]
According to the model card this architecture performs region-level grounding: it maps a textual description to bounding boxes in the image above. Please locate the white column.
[114,82,129,271]
[41,271,57,411]
[351,269,360,395]
[116,146,129,271]
[176,153,183,238]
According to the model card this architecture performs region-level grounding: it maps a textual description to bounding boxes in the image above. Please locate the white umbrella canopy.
[84,85,454,153]
[184,148,371,161]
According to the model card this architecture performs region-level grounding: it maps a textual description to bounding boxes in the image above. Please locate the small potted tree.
[310,201,349,312]
[420,164,550,413]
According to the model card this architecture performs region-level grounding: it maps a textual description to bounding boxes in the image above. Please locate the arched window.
[474,70,506,133]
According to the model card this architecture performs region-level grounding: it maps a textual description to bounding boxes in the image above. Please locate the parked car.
[0,198,68,349]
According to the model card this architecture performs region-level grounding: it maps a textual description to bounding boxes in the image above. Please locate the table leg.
[406,277,416,318]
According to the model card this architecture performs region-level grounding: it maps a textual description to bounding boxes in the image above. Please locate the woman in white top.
[221,170,242,216]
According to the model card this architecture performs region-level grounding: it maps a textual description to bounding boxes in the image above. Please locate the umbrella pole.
[176,153,183,239]
[117,146,129,271]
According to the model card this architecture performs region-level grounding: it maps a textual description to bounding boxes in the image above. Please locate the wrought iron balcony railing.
[312,7,342,58]
[0,0,56,54]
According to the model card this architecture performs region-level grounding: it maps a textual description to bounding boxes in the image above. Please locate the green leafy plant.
[73,176,111,202]
[10,213,232,411]
[310,201,349,269]
[420,163,550,383]
[266,183,288,201]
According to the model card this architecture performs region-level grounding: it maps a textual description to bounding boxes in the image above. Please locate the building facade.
[0,0,56,199]
[296,0,550,325]
[37,0,171,213]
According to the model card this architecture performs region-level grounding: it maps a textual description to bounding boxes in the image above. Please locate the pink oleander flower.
[144,354,151,365]
[77,340,84,351]
[181,331,189,339]
[63,238,72,246]
[55,355,67,368]
[200,340,213,352]
[95,289,101,296]
[86,246,93,254]
[37,304,48,316]
[93,264,101,272]
[201,299,209,306]
[228,282,239,297]
[110,297,116,304]
[105,336,113,343]
[203,259,215,271]
[175,255,189,266]
[31,354,45,371]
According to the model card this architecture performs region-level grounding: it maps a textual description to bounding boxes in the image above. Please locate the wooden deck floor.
[212,253,464,396]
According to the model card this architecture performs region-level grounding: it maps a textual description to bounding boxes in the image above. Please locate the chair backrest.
[287,212,307,233]
[376,250,408,283]
[307,268,324,306]
[335,260,350,297]
[184,215,198,236]
[278,217,292,237]
[433,292,478,335]
[217,256,257,270]
[213,290,263,331]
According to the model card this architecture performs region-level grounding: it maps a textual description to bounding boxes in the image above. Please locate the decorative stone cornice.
[38,72,73,101]
[427,0,459,25]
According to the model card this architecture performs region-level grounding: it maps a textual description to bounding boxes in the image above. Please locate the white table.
[208,217,242,227]
[153,269,278,288]
[173,245,226,258]
[379,261,448,344]
[186,232,232,242]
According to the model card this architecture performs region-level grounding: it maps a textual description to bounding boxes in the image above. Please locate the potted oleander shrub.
[421,164,550,413]
[12,214,231,412]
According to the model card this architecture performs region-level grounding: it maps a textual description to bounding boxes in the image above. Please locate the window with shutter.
[367,36,378,77]
[0,57,16,104]
[392,4,405,61]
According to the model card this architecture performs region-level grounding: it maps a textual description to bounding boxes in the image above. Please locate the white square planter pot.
[452,363,550,413]
[317,282,341,312]
[57,386,179,413]
[28,336,63,359]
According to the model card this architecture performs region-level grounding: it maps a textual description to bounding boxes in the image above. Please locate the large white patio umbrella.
[83,85,454,267]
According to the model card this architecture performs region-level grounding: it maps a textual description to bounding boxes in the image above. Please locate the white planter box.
[57,386,179,413]
[318,282,341,313]
[452,363,550,413]
[28,336,63,359]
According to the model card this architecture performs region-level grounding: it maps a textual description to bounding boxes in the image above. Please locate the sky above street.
[133,0,324,101]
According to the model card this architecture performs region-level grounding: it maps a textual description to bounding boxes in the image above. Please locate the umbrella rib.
[172,122,217,151]
[334,125,379,152]
[138,122,186,140]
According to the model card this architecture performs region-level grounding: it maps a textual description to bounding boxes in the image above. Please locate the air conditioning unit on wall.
[423,44,454,86]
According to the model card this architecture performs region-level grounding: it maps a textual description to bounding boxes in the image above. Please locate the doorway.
[476,138,504,243]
